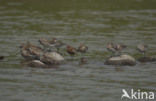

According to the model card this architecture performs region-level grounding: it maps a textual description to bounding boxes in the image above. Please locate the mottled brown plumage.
[106,43,116,54]
[20,42,43,60]
[54,41,65,49]
[49,38,58,44]
[39,38,65,52]
[66,45,77,55]
[77,44,88,53]
[114,44,127,52]
[39,38,51,47]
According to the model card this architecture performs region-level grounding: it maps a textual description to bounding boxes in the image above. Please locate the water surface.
[0,0,156,101]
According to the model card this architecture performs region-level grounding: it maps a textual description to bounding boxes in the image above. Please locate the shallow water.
[0,0,156,101]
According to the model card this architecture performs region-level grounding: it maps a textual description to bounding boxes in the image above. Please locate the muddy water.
[0,0,156,101]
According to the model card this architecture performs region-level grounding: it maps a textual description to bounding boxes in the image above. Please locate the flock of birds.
[39,38,88,54]
[0,37,151,67]
[106,42,147,57]
[19,37,89,66]
[20,37,147,57]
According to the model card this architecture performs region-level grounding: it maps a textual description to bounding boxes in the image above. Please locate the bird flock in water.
[19,37,89,68]
[0,37,155,68]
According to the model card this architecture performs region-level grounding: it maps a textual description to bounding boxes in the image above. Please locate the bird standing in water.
[106,43,116,56]
[39,38,51,47]
[39,38,65,52]
[137,44,148,57]
[77,43,88,53]
[39,38,55,51]
[49,38,66,53]
[114,44,127,55]
[66,45,77,55]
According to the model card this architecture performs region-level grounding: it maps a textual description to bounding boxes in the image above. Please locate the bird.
[38,38,56,52]
[66,45,77,55]
[39,38,65,52]
[49,38,58,44]
[77,43,88,53]
[49,38,66,52]
[106,43,116,56]
[20,42,43,60]
[53,40,66,52]
[39,38,51,48]
[114,44,127,55]
[137,44,148,56]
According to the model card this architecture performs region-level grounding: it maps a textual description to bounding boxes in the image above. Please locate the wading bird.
[20,42,43,60]
[114,44,127,55]
[39,38,51,48]
[106,43,116,56]
[137,44,148,57]
[66,45,77,55]
[77,43,88,53]
[39,38,65,52]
